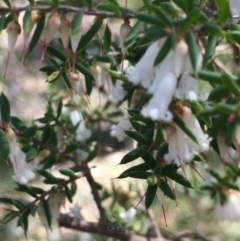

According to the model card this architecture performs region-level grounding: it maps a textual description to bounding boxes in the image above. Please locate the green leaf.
[138,149,157,169]
[119,148,140,164]
[63,184,73,203]
[171,0,187,12]
[37,170,65,184]
[62,72,72,90]
[0,15,6,32]
[136,13,162,26]
[154,33,174,66]
[166,172,194,188]
[28,13,45,55]
[214,103,236,115]
[120,163,150,177]
[42,124,52,143]
[75,62,94,80]
[71,11,84,36]
[118,171,153,179]
[11,116,27,131]
[204,24,223,37]
[15,183,38,198]
[225,121,238,145]
[83,0,93,9]
[159,180,175,200]
[151,5,173,27]
[23,7,32,35]
[145,185,157,209]
[59,169,76,179]
[2,0,12,8]
[41,152,57,169]
[173,114,199,144]
[86,142,98,163]
[26,146,38,162]
[52,0,59,8]
[78,18,103,51]
[215,0,230,24]
[0,197,24,210]
[42,199,52,229]
[125,130,151,145]
[47,71,60,83]
[180,8,201,30]
[103,24,111,53]
[221,74,240,98]
[106,2,121,17]
[203,36,218,67]
[47,46,67,62]
[209,115,228,137]
[64,142,78,154]
[225,31,240,44]
[23,125,38,138]
[186,31,201,74]
[71,182,77,196]
[198,70,222,84]
[0,92,11,123]
[0,129,10,161]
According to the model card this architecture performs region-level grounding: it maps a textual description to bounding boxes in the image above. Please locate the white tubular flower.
[217,132,238,163]
[215,192,240,222]
[10,146,35,184]
[119,20,132,56]
[70,110,92,142]
[6,127,35,184]
[184,114,210,154]
[175,46,202,101]
[142,72,177,122]
[69,203,83,220]
[108,79,126,105]
[119,207,137,223]
[110,113,132,142]
[48,191,66,219]
[230,0,240,16]
[129,39,166,87]
[175,74,199,101]
[164,124,193,166]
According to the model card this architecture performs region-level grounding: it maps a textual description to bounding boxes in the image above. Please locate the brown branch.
[76,161,107,221]
[0,5,135,18]
[58,214,168,241]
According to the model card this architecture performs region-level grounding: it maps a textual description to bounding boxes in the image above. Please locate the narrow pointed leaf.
[145,185,157,209]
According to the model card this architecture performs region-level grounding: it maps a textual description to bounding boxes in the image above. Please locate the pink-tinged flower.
[58,13,70,51]
[90,63,102,88]
[70,110,92,142]
[230,0,240,16]
[70,71,87,97]
[156,188,168,227]
[129,39,164,87]
[110,113,132,142]
[5,127,35,184]
[4,15,21,77]
[108,79,126,105]
[164,124,193,167]
[217,132,238,163]
[142,72,177,122]
[10,146,35,184]
[45,11,61,44]
[215,192,240,222]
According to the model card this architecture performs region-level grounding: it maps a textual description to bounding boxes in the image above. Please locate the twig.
[74,159,107,221]
[0,5,135,18]
[172,231,212,241]
[58,214,169,241]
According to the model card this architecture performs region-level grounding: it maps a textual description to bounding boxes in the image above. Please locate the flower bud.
[119,19,131,56]
[147,175,158,185]
[90,63,102,87]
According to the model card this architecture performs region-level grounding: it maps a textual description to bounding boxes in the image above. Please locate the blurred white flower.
[142,72,177,122]
[6,218,24,238]
[48,191,66,219]
[108,79,126,105]
[230,0,240,16]
[110,113,132,142]
[69,203,84,220]
[217,132,238,163]
[215,192,240,222]
[119,207,137,222]
[129,40,162,87]
[10,146,36,184]
[70,110,92,142]
[6,127,36,184]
